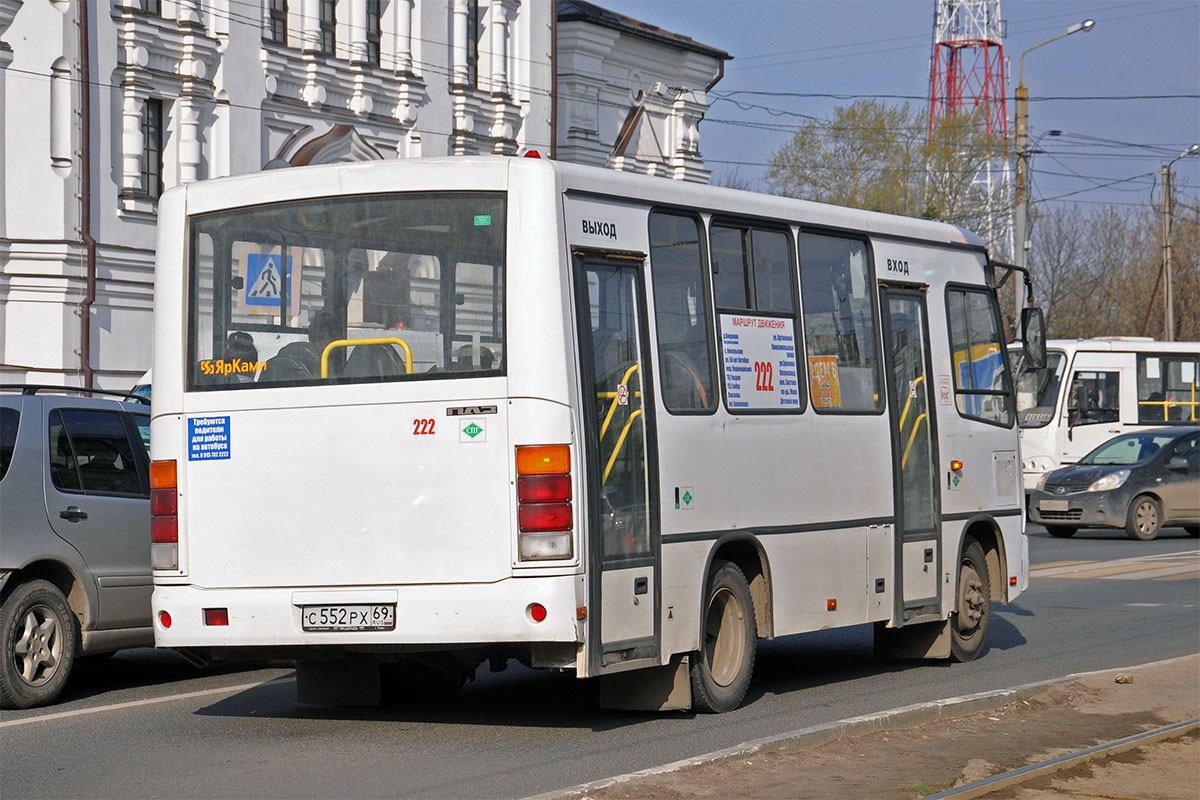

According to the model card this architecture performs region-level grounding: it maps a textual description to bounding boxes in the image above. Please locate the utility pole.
[1011,19,1094,326]
[1162,161,1174,341]
[1160,144,1200,341]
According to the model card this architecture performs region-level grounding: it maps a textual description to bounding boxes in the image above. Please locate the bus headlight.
[1087,469,1129,492]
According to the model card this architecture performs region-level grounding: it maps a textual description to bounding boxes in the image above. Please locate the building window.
[366,0,381,65]
[268,0,288,44]
[141,98,164,199]
[467,0,481,87]
[319,0,336,56]
[140,0,162,15]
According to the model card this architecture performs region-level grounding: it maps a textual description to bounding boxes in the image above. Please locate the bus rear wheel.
[950,539,990,663]
[689,559,756,713]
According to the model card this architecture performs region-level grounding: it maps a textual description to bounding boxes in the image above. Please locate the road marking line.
[1155,569,1200,581]
[1031,560,1094,570]
[1099,563,1194,580]
[1048,564,1146,579]
[0,675,294,729]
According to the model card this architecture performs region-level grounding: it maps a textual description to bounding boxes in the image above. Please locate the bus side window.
[798,233,881,412]
[649,211,717,413]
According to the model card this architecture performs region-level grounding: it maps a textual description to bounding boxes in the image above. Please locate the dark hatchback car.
[1,386,153,708]
[1030,426,1200,540]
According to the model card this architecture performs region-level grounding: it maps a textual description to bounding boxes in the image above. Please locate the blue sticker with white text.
[189,416,230,461]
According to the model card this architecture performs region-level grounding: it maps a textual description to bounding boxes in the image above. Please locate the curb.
[523,675,1072,800]
[524,654,1198,800]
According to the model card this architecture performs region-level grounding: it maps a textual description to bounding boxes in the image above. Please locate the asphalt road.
[2,525,1196,799]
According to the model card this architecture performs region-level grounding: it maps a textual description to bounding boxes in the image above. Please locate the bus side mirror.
[1021,307,1046,369]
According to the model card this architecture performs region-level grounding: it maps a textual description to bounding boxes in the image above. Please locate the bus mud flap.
[599,655,692,711]
[296,659,381,706]
[873,619,951,660]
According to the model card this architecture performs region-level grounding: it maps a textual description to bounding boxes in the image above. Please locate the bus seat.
[261,342,319,382]
[344,342,408,379]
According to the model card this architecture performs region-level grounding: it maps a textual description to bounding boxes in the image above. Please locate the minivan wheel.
[1,580,79,709]
[1125,495,1163,541]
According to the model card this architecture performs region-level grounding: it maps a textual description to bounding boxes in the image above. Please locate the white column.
[177,0,203,25]
[393,0,413,73]
[488,0,510,96]
[121,93,145,193]
[178,99,202,183]
[301,0,321,52]
[349,0,367,63]
[451,0,469,85]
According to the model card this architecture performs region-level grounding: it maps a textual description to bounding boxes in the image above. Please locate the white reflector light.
[518,531,573,561]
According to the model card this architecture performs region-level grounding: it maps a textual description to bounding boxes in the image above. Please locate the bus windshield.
[187,192,506,390]
[1014,349,1065,428]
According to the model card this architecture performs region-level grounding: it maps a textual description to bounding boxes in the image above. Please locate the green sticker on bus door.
[473,215,492,227]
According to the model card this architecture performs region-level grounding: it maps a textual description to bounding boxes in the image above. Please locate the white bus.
[150,156,1034,712]
[1014,338,1200,492]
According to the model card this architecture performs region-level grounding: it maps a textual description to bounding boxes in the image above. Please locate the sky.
[598,0,1200,213]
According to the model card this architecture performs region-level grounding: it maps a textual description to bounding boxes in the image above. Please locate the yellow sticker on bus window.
[808,355,842,408]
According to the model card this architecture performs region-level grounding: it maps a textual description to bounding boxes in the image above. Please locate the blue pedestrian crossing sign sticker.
[245,254,293,307]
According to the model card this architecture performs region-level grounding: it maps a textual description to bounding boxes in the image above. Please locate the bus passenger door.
[880,287,942,624]
[573,251,661,674]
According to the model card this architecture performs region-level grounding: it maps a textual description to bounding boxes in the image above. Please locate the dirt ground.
[565,655,1199,800]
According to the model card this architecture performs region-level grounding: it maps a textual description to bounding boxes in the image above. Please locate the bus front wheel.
[950,539,990,663]
[689,559,756,713]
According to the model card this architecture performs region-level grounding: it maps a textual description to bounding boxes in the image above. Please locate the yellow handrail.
[901,412,928,470]
[599,363,640,440]
[321,337,413,379]
[603,409,643,485]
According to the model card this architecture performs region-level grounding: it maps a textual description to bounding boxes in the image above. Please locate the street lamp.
[1013,19,1095,323]
[1162,143,1200,341]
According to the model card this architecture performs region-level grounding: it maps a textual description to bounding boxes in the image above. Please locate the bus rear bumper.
[152,575,583,651]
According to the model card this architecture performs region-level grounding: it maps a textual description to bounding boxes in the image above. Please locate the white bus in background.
[1014,338,1200,492]
[149,156,1035,713]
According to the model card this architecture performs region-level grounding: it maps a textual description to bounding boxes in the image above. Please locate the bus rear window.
[187,192,505,390]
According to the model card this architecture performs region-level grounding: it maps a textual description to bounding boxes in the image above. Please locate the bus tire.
[689,559,756,713]
[950,539,990,663]
[0,580,79,709]
[1044,525,1076,538]
[1125,495,1163,541]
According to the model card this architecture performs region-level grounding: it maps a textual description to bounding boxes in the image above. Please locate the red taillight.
[204,608,229,626]
[158,610,172,628]
[149,460,179,563]
[150,488,177,515]
[518,502,572,532]
[515,446,573,560]
[517,474,571,503]
[151,515,178,543]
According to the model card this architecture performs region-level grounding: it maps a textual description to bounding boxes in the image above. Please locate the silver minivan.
[0,386,153,708]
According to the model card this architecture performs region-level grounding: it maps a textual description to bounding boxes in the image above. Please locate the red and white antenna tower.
[928,0,1012,259]
[929,0,1007,139]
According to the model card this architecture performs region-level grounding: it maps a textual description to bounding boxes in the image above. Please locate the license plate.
[1039,499,1069,512]
[302,604,395,632]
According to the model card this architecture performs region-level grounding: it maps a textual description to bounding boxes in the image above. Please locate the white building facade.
[0,0,728,388]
